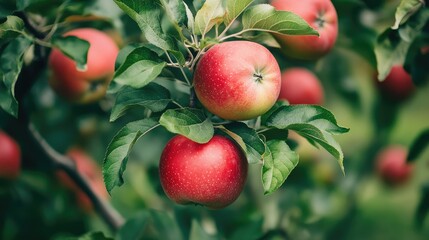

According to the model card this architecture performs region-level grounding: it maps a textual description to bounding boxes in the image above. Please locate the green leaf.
[242,4,318,36]
[113,0,176,50]
[375,10,429,80]
[220,122,265,164]
[0,16,25,40]
[160,0,189,44]
[110,83,171,122]
[189,220,218,240]
[150,210,184,240]
[194,0,225,36]
[224,0,254,26]
[265,105,349,134]
[184,2,195,31]
[51,36,90,70]
[242,32,281,48]
[58,232,114,240]
[265,105,349,173]
[261,100,288,125]
[392,0,425,29]
[113,46,167,89]
[103,119,159,193]
[161,0,188,26]
[415,183,429,229]
[407,129,429,162]
[0,37,32,117]
[117,211,150,240]
[159,108,214,143]
[262,140,299,195]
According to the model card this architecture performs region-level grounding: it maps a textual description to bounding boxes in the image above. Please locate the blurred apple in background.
[278,68,324,105]
[376,145,413,185]
[57,148,109,212]
[271,0,338,60]
[0,131,21,180]
[49,28,119,104]
[376,65,415,102]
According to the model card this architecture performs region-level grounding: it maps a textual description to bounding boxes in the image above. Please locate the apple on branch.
[376,65,415,102]
[278,68,324,105]
[159,135,248,209]
[376,145,413,185]
[193,41,281,120]
[271,0,338,60]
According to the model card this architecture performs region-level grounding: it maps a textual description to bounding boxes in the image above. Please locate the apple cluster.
[40,0,342,210]
[159,0,340,209]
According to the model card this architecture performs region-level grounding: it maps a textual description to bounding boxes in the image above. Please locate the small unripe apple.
[271,0,338,60]
[376,65,415,101]
[194,41,281,120]
[278,68,324,105]
[0,131,21,179]
[376,146,413,185]
[49,28,119,104]
[159,135,248,209]
[57,148,108,211]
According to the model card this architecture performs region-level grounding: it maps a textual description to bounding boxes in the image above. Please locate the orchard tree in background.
[1,0,429,239]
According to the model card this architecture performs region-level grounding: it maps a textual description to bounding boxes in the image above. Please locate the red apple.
[0,131,21,179]
[49,28,119,104]
[193,41,281,120]
[159,135,248,209]
[376,65,415,101]
[376,146,413,185]
[57,148,108,211]
[271,0,338,60]
[278,68,324,105]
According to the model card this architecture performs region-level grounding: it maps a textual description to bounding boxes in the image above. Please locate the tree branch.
[12,10,125,232]
[26,123,125,231]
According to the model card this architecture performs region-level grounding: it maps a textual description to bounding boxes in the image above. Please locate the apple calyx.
[88,77,108,92]
[315,14,326,29]
[253,73,264,83]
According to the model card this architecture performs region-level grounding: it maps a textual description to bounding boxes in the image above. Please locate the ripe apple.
[49,28,119,104]
[271,0,338,60]
[193,41,281,120]
[376,65,415,101]
[376,146,413,185]
[0,131,21,179]
[57,148,108,211]
[159,135,248,209]
[278,68,324,105]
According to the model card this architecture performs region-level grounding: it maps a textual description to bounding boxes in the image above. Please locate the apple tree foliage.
[2,0,429,239]
[100,0,348,196]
